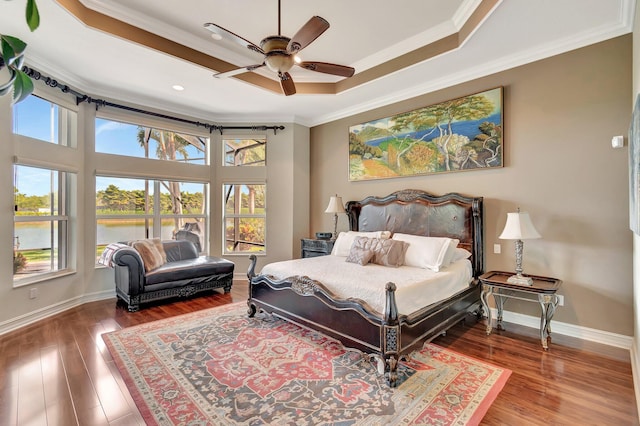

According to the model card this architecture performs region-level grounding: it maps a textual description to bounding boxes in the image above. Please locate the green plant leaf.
[1,35,27,62]
[26,0,40,32]
[1,38,16,66]
[13,53,25,70]
[12,69,34,104]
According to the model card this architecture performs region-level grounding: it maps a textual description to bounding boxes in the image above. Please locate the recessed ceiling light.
[172,85,185,91]
[210,33,223,41]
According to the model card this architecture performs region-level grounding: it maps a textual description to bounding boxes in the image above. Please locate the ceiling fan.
[203,0,355,96]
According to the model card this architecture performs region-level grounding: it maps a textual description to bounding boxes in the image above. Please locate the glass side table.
[479,271,562,350]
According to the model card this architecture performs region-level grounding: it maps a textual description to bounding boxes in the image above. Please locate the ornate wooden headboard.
[345,189,484,277]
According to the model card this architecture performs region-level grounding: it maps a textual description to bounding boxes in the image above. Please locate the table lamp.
[499,209,541,285]
[325,194,346,240]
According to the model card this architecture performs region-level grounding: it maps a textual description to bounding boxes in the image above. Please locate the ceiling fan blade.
[298,61,355,78]
[214,63,265,78]
[287,16,330,53]
[279,72,296,96]
[204,22,264,55]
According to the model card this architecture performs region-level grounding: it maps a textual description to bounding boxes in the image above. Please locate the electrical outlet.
[557,294,564,306]
[493,244,501,254]
[29,288,38,299]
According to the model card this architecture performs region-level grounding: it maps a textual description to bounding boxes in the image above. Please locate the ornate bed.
[247,189,484,386]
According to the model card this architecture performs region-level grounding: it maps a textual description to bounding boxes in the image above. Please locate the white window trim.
[222,182,266,256]
[95,111,211,166]
[95,176,209,260]
[13,166,74,286]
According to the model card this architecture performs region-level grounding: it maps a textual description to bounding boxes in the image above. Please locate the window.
[14,165,72,283]
[13,95,76,146]
[95,118,208,165]
[96,177,207,259]
[224,184,265,254]
[224,137,266,166]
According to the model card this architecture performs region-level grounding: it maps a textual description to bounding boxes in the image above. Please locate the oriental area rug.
[103,302,511,425]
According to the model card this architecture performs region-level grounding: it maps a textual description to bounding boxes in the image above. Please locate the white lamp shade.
[499,212,541,240]
[325,195,346,214]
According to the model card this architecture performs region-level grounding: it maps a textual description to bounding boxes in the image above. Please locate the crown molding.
[308,12,633,127]
[56,0,499,96]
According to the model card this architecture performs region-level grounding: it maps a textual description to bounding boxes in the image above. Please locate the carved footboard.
[247,254,404,386]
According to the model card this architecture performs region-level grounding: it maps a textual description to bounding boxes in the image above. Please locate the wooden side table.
[301,238,334,258]
[479,271,562,350]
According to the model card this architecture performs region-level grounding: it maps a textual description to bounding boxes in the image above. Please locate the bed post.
[383,282,400,387]
[247,255,258,317]
[472,197,485,277]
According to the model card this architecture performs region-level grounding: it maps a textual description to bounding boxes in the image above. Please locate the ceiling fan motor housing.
[261,36,294,73]
[205,11,352,96]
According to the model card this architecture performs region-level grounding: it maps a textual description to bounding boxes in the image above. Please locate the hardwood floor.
[0,280,637,425]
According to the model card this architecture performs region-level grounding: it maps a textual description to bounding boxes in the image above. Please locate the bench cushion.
[145,256,234,286]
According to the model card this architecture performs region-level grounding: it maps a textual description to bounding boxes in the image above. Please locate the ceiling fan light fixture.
[265,51,294,73]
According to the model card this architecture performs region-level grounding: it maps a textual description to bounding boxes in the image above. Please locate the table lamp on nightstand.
[499,208,541,286]
[325,194,346,240]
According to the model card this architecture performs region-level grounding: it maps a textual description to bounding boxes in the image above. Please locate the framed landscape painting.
[348,87,503,181]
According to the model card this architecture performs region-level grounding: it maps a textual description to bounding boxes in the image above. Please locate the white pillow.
[331,230,392,256]
[391,233,459,272]
[450,247,472,263]
[441,241,463,267]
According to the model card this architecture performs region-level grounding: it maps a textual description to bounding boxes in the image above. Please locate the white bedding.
[259,255,472,316]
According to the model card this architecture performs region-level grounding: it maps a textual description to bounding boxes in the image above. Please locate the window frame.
[223,182,266,255]
[94,111,210,166]
[223,137,266,167]
[96,176,209,261]
[11,90,78,286]
[12,94,78,148]
[13,165,73,286]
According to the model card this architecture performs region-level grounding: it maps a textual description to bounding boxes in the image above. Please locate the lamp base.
[506,274,533,286]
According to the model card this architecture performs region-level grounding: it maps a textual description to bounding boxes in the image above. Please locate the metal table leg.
[538,293,559,350]
[480,284,493,335]
[494,289,506,331]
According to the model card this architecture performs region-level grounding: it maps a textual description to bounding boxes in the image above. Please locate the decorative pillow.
[352,236,408,267]
[345,246,375,266]
[331,231,392,257]
[151,238,167,263]
[391,234,459,272]
[132,238,166,272]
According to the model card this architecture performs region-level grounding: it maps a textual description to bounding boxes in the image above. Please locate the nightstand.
[479,270,562,350]
[301,238,334,258]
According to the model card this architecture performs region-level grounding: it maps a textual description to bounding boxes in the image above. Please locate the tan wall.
[310,35,633,335]
[631,0,640,411]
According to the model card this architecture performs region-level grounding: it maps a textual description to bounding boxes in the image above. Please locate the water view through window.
[96,176,207,259]
[13,165,71,281]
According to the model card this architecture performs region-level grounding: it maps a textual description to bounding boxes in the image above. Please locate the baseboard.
[0,289,116,336]
[0,292,632,351]
[490,308,633,350]
[632,340,640,421]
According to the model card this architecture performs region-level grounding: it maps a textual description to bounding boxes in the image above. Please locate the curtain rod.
[21,66,286,135]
